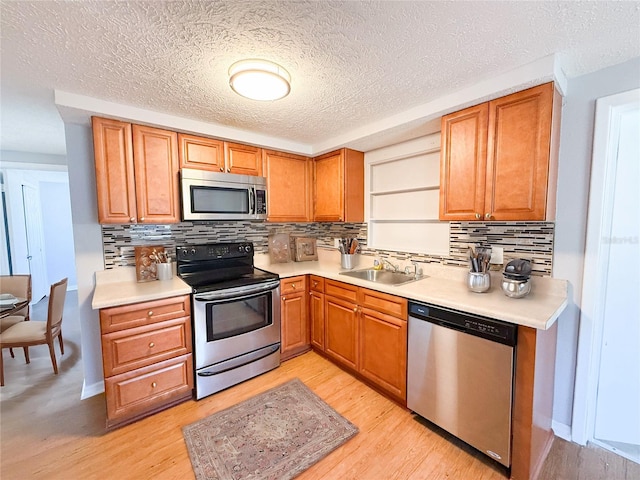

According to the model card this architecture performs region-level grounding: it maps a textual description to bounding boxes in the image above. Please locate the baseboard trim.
[81,379,105,399]
[552,420,572,441]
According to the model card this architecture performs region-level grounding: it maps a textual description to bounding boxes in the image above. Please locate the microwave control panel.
[255,190,267,214]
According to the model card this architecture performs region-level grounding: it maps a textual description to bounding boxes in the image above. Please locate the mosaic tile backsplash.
[102,220,554,276]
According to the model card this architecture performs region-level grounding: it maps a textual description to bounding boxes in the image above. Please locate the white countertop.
[256,250,568,330]
[92,266,192,309]
[92,250,568,330]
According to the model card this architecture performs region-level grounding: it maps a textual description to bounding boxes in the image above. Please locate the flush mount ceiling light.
[228,59,291,101]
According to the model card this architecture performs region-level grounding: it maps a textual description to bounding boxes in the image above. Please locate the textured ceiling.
[1,0,639,156]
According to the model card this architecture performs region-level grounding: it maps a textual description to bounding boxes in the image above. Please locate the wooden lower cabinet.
[309,276,325,350]
[280,276,310,361]
[324,295,359,370]
[359,306,407,402]
[321,279,407,404]
[99,295,193,428]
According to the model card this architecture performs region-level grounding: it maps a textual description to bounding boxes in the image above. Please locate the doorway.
[573,88,640,463]
[1,168,77,299]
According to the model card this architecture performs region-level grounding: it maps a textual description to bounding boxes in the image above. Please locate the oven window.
[191,186,249,214]
[206,293,271,341]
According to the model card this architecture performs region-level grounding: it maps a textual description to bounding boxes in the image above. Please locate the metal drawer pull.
[149,342,155,348]
[147,311,153,317]
[151,382,157,388]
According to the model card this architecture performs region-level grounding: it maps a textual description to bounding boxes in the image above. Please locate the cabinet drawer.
[102,317,192,377]
[359,288,407,319]
[100,295,190,333]
[309,275,324,293]
[325,279,358,303]
[280,276,306,295]
[105,354,193,427]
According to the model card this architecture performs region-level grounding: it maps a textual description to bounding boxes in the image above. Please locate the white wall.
[552,57,640,436]
[63,123,106,398]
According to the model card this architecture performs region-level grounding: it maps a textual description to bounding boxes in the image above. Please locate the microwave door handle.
[249,187,255,214]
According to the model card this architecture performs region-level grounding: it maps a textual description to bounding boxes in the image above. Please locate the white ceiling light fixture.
[228,59,291,101]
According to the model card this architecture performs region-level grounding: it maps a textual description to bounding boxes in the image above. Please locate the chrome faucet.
[381,258,399,272]
[404,261,421,278]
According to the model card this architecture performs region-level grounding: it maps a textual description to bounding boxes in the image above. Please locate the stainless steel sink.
[339,268,425,286]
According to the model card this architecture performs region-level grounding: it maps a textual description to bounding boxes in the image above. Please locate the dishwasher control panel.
[408,302,517,346]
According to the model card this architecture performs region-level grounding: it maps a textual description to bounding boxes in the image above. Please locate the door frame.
[571,87,640,445]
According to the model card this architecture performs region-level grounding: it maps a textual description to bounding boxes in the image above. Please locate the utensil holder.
[157,263,173,281]
[467,271,491,293]
[340,254,355,270]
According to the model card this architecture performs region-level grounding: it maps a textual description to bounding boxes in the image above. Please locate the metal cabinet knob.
[151,382,157,388]
[291,284,296,289]
[130,217,136,222]
[353,306,358,313]
[219,166,224,171]
[149,342,155,348]
[475,213,481,219]
[485,213,492,220]
[147,311,153,317]
[282,296,286,301]
[226,167,231,173]
[140,217,145,221]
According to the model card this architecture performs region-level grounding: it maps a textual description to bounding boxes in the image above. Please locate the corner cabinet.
[320,279,408,404]
[309,276,325,351]
[280,276,310,361]
[92,117,180,224]
[313,148,364,222]
[439,82,559,221]
[263,149,313,222]
[99,295,193,429]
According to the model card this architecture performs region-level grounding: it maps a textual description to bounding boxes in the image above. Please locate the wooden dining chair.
[0,278,67,386]
[0,274,32,359]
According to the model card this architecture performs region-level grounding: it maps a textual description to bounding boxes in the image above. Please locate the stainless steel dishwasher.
[407,301,517,468]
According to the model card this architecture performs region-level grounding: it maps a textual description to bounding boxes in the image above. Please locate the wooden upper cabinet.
[313,148,364,222]
[92,117,137,224]
[178,134,262,176]
[178,133,224,172]
[132,125,180,224]
[92,117,180,224]
[225,142,262,176]
[439,82,557,221]
[439,103,488,221]
[486,84,554,221]
[263,149,312,222]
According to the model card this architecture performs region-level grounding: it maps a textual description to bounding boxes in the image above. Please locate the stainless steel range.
[176,242,281,400]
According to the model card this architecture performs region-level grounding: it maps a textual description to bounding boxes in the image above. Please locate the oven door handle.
[193,280,280,302]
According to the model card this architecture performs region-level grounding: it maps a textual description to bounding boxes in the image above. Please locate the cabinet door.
[439,103,488,221]
[263,150,312,222]
[309,290,325,350]
[92,117,137,224]
[225,142,262,176]
[281,291,309,360]
[313,149,364,222]
[485,83,553,221]
[132,125,180,223]
[314,151,344,221]
[178,133,224,172]
[324,295,358,370]
[359,307,407,403]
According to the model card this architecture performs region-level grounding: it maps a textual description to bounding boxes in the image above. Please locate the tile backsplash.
[101,220,554,276]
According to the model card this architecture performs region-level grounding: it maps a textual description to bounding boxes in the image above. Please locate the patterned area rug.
[183,378,359,480]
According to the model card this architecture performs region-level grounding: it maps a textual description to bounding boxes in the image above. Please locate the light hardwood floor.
[1,296,638,479]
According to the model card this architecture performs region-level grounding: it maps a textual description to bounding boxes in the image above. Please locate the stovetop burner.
[176,241,278,293]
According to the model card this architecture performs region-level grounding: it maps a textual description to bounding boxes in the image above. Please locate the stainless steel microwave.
[181,168,267,221]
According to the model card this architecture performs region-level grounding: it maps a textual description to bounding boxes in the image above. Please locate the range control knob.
[190,248,197,255]
[181,249,188,256]
[244,245,252,252]
[238,245,244,252]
